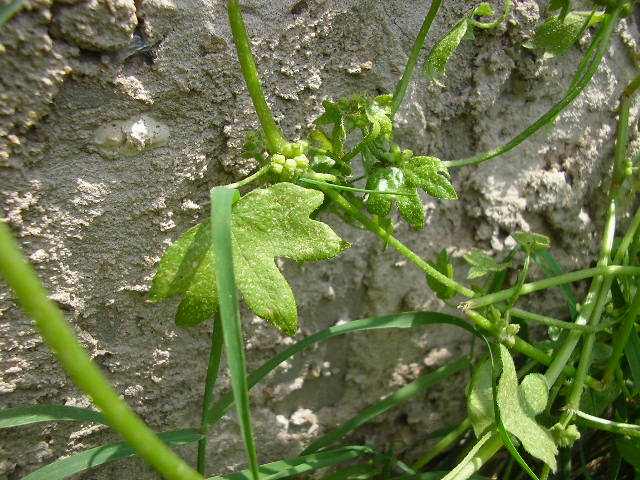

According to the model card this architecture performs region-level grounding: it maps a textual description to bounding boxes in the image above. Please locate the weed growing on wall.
[1,0,640,479]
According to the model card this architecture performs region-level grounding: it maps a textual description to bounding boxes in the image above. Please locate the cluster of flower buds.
[269,140,310,182]
[382,143,413,165]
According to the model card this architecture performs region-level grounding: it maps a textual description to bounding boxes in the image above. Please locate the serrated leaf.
[424,17,469,86]
[401,155,457,200]
[511,231,551,251]
[524,12,603,59]
[365,167,424,228]
[496,345,557,471]
[150,183,350,335]
[427,249,457,300]
[463,249,511,279]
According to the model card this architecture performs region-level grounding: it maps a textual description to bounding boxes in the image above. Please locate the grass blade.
[0,0,25,27]
[210,186,259,480]
[302,357,470,454]
[0,405,108,428]
[206,445,375,480]
[22,429,202,480]
[207,311,479,425]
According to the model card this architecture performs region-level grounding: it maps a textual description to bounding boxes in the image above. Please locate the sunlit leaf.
[496,345,557,471]
[524,12,604,59]
[401,156,457,200]
[150,183,349,335]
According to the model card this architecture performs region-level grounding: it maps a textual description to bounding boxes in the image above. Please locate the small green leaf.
[473,2,494,17]
[524,12,603,59]
[496,345,557,471]
[401,155,457,200]
[424,17,469,86]
[511,231,551,251]
[150,183,349,335]
[463,249,511,279]
[365,167,425,228]
[427,249,457,300]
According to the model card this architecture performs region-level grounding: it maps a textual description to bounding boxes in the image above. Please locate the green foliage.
[524,11,604,59]
[150,183,349,334]
[427,249,457,300]
[424,3,495,86]
[468,346,558,471]
[511,232,551,252]
[2,1,639,479]
[463,248,511,279]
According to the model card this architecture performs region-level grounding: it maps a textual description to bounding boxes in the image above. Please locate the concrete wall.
[1,0,638,477]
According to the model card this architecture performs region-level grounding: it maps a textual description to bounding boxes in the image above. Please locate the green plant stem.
[508,307,599,333]
[299,177,414,196]
[0,221,204,480]
[572,409,640,439]
[556,71,640,409]
[464,309,600,388]
[444,8,620,169]
[463,265,640,310]
[412,418,471,471]
[602,287,640,384]
[321,186,475,298]
[468,0,512,29]
[197,315,224,475]
[225,165,271,190]
[441,432,503,480]
[228,0,287,153]
[391,0,443,117]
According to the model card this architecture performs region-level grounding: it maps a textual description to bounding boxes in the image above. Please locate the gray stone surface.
[0,0,638,478]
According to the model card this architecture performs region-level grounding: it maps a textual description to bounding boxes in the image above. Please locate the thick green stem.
[321,187,475,298]
[197,315,224,475]
[572,409,640,438]
[444,8,620,168]
[391,0,443,117]
[228,0,287,153]
[463,265,640,310]
[0,222,204,480]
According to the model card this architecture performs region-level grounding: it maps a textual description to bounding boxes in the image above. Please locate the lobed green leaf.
[150,183,349,335]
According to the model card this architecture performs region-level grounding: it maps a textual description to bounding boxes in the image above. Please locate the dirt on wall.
[0,0,639,478]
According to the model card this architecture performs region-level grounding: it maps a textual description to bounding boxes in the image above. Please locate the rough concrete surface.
[0,0,638,478]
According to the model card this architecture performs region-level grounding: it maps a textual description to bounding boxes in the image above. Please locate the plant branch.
[391,0,443,117]
[228,0,287,153]
[321,187,475,298]
[444,8,620,168]
[462,265,640,310]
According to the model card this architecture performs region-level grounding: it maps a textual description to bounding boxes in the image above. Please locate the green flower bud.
[294,154,309,169]
[271,153,286,165]
[270,163,283,175]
